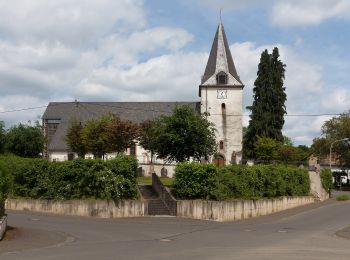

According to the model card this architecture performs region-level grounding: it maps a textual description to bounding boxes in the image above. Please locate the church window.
[219,141,224,150]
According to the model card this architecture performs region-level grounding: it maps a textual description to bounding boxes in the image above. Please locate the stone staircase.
[139,185,171,216]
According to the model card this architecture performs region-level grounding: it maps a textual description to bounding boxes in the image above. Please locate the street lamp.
[329,138,349,170]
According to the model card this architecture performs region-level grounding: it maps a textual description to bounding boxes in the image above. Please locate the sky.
[0,0,349,145]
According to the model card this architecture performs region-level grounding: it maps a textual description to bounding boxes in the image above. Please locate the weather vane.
[220,8,222,22]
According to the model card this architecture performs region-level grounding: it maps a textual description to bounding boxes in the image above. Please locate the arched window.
[216,71,228,84]
[161,167,168,177]
[219,141,224,150]
[221,103,226,110]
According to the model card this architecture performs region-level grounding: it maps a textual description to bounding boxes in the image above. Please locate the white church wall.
[48,145,176,178]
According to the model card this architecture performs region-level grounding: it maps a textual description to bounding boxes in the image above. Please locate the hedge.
[0,161,11,216]
[320,168,332,194]
[172,163,217,199]
[0,155,139,201]
[173,163,310,200]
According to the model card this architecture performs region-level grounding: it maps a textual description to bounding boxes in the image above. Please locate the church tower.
[199,22,244,164]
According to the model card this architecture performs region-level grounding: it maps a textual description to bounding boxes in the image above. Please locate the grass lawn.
[137,176,174,187]
[336,194,350,201]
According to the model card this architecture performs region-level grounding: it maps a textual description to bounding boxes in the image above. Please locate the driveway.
[1,194,350,260]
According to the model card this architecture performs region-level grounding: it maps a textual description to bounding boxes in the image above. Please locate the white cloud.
[198,0,350,27]
[76,52,207,101]
[0,0,146,47]
[198,0,270,10]
[272,0,350,27]
[0,1,195,125]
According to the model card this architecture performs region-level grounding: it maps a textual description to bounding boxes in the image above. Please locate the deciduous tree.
[149,105,217,162]
[254,137,281,163]
[105,116,139,154]
[0,121,5,154]
[81,115,111,159]
[311,112,350,168]
[66,119,86,158]
[5,122,44,157]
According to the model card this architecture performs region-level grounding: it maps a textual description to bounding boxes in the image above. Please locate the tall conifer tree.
[244,47,286,158]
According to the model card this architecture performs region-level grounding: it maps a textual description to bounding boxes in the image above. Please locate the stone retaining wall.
[6,199,147,219]
[0,216,7,240]
[309,171,330,201]
[177,196,316,222]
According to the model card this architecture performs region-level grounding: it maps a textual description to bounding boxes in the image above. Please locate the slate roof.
[43,102,200,151]
[201,23,243,85]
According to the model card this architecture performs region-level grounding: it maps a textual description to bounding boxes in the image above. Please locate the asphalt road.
[1,194,350,260]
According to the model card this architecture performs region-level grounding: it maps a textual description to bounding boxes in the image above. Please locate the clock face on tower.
[217,90,227,99]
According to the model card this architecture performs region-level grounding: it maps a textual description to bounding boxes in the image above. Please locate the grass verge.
[336,194,350,201]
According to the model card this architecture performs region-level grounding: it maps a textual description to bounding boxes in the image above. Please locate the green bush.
[0,161,11,216]
[320,169,332,194]
[173,163,310,200]
[172,162,217,199]
[0,155,138,201]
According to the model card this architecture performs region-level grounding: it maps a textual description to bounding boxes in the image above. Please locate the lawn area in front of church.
[137,177,174,187]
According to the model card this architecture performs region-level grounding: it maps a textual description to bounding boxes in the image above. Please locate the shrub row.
[0,161,11,216]
[0,155,139,201]
[320,168,332,194]
[173,163,310,200]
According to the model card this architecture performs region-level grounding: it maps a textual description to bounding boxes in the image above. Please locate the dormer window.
[216,71,228,85]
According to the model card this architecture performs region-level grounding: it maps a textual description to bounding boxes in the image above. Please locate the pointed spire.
[201,23,243,86]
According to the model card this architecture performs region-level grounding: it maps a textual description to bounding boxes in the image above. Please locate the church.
[42,22,244,177]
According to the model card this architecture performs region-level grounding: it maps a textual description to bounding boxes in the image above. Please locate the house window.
[130,143,136,157]
[219,141,224,150]
[216,71,228,84]
[68,153,74,161]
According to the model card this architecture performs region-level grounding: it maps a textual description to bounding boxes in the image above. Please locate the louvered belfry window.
[216,71,228,84]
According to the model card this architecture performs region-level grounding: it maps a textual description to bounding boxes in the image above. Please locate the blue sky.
[0,0,349,145]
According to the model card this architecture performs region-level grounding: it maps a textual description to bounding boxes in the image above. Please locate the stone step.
[139,185,158,199]
[148,199,171,215]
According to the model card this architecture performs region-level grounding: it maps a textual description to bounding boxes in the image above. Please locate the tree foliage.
[67,115,139,159]
[66,119,86,158]
[244,47,287,158]
[144,105,217,162]
[254,137,281,162]
[278,145,310,163]
[0,121,5,154]
[106,116,139,154]
[0,161,11,216]
[311,112,350,168]
[138,120,159,162]
[5,122,44,158]
[81,115,111,159]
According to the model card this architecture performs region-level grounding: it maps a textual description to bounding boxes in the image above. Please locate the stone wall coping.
[0,215,7,241]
